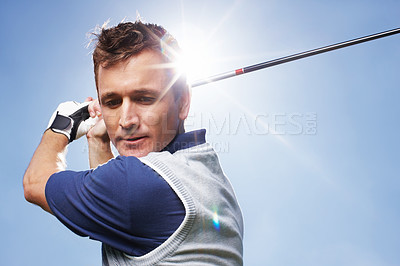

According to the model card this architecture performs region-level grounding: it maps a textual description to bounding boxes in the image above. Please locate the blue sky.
[1,0,399,265]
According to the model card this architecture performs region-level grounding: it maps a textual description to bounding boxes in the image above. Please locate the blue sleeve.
[45,156,185,256]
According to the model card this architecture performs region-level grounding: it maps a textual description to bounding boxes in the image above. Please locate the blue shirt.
[45,129,206,256]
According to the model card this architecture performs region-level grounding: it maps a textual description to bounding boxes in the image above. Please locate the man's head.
[92,21,191,157]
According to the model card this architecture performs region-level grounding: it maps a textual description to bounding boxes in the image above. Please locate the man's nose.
[119,101,139,131]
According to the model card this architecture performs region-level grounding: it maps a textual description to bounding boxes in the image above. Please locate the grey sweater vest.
[102,143,244,265]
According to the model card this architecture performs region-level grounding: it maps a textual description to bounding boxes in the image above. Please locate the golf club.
[190,27,400,88]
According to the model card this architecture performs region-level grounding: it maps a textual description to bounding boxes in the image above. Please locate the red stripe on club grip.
[235,68,244,75]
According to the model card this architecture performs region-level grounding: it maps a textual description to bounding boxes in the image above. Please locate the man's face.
[97,49,190,157]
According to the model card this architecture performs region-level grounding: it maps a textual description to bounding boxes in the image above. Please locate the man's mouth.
[118,135,148,145]
[126,136,145,141]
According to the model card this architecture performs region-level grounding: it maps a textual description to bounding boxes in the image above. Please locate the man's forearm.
[23,130,68,213]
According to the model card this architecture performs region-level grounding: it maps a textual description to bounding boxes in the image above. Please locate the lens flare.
[212,210,220,231]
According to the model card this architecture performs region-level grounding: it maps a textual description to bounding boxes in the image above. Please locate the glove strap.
[50,112,72,130]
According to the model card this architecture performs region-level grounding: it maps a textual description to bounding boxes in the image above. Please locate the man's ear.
[178,85,191,121]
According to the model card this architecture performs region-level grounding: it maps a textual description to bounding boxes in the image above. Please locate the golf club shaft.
[190,27,400,87]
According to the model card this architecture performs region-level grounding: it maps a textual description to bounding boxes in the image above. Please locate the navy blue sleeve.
[45,156,185,256]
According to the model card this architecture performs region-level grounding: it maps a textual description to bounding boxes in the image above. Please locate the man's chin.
[118,147,151,158]
[116,140,171,157]
[115,139,152,158]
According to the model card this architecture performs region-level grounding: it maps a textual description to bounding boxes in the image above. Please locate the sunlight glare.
[176,25,216,84]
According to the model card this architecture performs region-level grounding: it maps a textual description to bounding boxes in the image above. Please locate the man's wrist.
[44,129,69,146]
[87,136,112,152]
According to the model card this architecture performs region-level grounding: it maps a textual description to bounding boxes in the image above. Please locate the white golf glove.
[47,101,98,142]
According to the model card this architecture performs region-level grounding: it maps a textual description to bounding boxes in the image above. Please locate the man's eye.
[104,99,121,107]
[137,97,155,104]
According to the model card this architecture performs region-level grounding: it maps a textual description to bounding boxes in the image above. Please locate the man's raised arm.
[23,100,100,212]
[23,131,68,213]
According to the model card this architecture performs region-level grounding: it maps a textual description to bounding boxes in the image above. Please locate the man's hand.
[87,99,109,142]
[47,99,98,142]
[86,98,114,168]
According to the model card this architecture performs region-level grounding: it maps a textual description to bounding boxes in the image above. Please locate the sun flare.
[175,25,216,85]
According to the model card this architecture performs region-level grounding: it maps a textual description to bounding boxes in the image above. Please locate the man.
[23,21,243,265]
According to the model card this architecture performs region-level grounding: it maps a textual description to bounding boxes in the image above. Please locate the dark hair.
[92,20,187,97]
